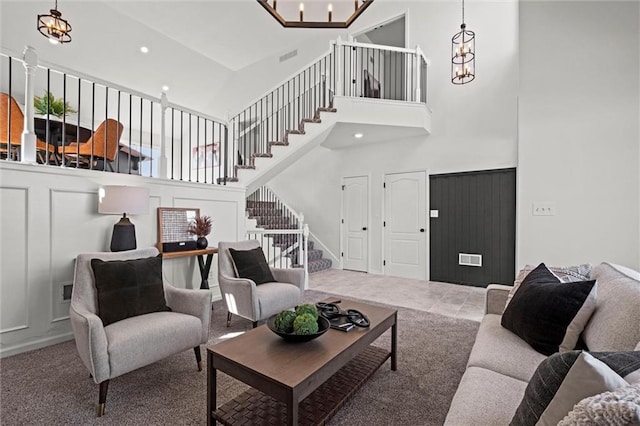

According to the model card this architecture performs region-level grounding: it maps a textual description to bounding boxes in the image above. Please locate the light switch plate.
[430,210,439,218]
[532,203,556,216]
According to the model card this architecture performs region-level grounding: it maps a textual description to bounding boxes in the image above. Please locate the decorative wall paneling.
[0,161,246,357]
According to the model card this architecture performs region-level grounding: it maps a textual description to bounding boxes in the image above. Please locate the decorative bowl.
[266,315,330,343]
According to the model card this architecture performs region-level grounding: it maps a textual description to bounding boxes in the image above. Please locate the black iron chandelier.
[257,0,374,28]
[451,0,475,84]
[37,0,72,44]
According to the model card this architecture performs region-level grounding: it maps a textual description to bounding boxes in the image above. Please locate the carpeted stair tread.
[233,106,336,181]
[246,198,330,273]
[306,258,333,274]
[307,249,324,261]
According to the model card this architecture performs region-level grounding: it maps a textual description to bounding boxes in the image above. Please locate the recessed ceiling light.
[354,133,364,139]
[162,85,169,92]
[140,46,149,54]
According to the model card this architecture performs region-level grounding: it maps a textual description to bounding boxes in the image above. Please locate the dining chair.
[59,118,123,171]
[0,92,59,164]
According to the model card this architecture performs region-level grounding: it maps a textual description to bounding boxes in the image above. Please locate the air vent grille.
[459,253,482,267]
[279,49,298,63]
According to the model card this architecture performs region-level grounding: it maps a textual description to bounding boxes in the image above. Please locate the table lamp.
[98,185,150,252]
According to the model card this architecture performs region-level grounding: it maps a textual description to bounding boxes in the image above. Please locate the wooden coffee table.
[207,299,397,425]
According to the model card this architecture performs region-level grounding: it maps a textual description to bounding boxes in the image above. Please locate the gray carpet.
[0,290,479,425]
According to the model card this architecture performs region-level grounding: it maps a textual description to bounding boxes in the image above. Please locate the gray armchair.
[69,247,211,417]
[218,240,305,327]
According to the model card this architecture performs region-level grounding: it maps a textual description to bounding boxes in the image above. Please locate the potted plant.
[188,215,213,249]
[33,91,77,118]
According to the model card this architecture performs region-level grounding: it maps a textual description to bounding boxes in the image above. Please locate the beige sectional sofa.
[444,262,640,425]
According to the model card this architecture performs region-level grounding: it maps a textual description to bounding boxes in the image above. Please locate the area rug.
[0,290,479,425]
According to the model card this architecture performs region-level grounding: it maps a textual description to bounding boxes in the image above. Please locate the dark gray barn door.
[429,168,516,287]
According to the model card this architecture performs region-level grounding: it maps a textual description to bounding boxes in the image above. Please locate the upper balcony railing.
[1,47,230,184]
[2,39,428,183]
[228,38,429,180]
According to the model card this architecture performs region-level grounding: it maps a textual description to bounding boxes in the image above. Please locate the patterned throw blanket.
[559,384,640,425]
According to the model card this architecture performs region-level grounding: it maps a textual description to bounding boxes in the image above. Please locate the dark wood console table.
[161,248,218,290]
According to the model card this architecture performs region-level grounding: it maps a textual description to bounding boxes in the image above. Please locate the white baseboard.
[0,332,74,358]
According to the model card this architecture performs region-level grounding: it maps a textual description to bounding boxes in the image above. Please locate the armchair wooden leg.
[226,311,232,327]
[98,380,109,417]
[194,346,202,371]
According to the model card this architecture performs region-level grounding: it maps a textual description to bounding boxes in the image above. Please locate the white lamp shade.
[98,185,150,215]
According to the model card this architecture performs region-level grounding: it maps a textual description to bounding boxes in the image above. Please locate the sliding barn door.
[429,168,516,287]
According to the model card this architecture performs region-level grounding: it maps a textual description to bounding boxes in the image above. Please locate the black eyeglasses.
[316,300,370,328]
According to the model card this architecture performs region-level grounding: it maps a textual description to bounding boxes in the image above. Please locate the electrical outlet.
[532,203,556,216]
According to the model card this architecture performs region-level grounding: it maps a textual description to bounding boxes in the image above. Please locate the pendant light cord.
[461,0,465,25]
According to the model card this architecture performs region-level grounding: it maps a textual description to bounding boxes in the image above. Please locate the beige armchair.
[218,240,305,327]
[69,247,211,417]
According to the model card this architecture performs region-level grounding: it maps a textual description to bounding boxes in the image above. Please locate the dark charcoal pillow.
[228,247,275,285]
[501,262,597,355]
[91,254,170,326]
[510,350,640,426]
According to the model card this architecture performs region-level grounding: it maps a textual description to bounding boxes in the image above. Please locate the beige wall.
[517,1,640,269]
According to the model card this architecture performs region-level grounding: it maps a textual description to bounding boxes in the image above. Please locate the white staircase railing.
[246,226,310,289]
[2,39,428,186]
[246,185,309,287]
[227,38,429,182]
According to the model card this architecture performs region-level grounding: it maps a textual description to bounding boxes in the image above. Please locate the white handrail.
[337,39,421,56]
[229,50,333,120]
[1,49,227,126]
[246,228,302,235]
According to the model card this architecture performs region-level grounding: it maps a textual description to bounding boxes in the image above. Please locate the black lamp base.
[110,215,137,252]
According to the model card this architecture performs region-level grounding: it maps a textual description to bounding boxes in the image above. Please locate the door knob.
[362,227,367,231]
[419,228,425,232]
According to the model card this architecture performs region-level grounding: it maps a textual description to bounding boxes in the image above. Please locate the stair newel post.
[159,92,169,178]
[298,211,305,272]
[335,37,343,97]
[415,45,423,103]
[224,111,230,184]
[302,223,309,289]
[21,46,38,164]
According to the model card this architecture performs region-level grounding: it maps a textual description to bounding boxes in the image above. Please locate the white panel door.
[342,176,368,272]
[384,171,427,279]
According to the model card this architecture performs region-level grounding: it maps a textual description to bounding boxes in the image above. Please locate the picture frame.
[157,207,200,252]
[191,142,219,169]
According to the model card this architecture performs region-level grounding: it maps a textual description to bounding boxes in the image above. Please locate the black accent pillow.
[510,350,640,426]
[228,247,275,285]
[91,254,170,326]
[501,263,597,356]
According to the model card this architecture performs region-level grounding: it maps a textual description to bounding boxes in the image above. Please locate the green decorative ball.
[293,313,318,335]
[295,304,318,320]
[274,310,297,333]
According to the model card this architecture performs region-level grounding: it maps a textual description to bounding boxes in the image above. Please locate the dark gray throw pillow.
[228,247,275,285]
[501,262,597,355]
[510,350,640,426]
[91,254,170,326]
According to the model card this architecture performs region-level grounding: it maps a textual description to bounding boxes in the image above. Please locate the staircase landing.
[321,96,431,150]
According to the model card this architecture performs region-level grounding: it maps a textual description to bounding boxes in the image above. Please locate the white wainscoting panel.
[0,162,246,357]
[0,187,29,333]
